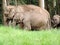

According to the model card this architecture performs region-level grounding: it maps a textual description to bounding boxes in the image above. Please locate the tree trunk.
[2,0,7,11]
[39,0,45,9]
[15,0,18,6]
[53,0,56,7]
[6,0,10,5]
[2,0,7,25]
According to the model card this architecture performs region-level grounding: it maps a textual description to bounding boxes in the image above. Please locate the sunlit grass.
[0,26,60,45]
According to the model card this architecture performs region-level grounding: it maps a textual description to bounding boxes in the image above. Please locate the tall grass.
[0,26,60,45]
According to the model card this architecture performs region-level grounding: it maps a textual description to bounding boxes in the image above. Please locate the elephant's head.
[13,12,24,23]
[4,6,15,19]
[52,15,60,27]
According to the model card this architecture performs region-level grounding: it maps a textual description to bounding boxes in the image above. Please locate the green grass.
[0,26,60,45]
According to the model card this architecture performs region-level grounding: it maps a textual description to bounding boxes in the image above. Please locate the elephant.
[52,15,60,28]
[4,5,51,30]
[11,5,51,30]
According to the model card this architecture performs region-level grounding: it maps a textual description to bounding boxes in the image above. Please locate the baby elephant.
[52,15,60,28]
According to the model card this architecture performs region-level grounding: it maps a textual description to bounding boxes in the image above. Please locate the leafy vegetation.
[0,26,60,45]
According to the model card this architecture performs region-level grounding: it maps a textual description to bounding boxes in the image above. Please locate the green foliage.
[0,0,3,24]
[10,0,39,5]
[0,26,60,45]
[0,15,3,24]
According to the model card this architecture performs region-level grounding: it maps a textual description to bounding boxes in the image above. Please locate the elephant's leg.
[12,19,16,27]
[44,23,50,30]
[47,19,51,29]
[40,25,46,30]
[39,23,48,30]
[46,22,50,29]
[19,22,24,29]
[44,19,51,30]
[23,20,31,30]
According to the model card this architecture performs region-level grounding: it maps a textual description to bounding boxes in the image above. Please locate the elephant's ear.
[6,6,12,13]
[9,8,16,18]
[4,7,12,17]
